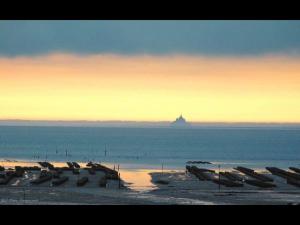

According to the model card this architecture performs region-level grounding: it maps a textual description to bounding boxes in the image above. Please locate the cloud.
[1,20,300,56]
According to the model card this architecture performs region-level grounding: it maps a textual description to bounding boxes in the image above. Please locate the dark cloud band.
[1,20,300,56]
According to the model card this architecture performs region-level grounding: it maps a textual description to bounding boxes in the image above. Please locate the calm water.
[0,126,300,170]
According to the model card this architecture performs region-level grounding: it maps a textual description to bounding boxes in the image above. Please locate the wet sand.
[1,160,300,204]
[0,160,171,205]
[149,171,300,205]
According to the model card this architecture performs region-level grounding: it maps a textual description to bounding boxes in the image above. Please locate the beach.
[1,160,300,205]
[149,171,300,205]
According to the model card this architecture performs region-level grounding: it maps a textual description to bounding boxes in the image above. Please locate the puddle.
[119,169,158,192]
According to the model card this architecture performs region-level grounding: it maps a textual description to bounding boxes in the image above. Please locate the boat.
[21,166,41,171]
[86,162,93,167]
[186,166,215,181]
[52,176,69,186]
[219,172,244,182]
[38,162,47,167]
[155,179,170,185]
[88,163,119,178]
[13,166,25,177]
[38,162,54,169]
[212,178,243,187]
[289,167,300,174]
[105,173,119,180]
[66,162,74,169]
[234,166,273,182]
[186,161,212,164]
[30,175,52,185]
[39,170,52,178]
[266,167,300,180]
[245,179,276,188]
[196,168,215,173]
[0,172,16,185]
[287,178,300,188]
[77,177,89,187]
[99,177,107,187]
[72,162,81,168]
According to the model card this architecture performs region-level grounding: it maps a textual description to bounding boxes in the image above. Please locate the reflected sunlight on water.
[119,169,159,192]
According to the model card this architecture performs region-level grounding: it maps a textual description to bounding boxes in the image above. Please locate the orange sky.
[0,53,300,122]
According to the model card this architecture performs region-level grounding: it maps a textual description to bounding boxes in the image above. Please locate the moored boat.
[77,177,89,187]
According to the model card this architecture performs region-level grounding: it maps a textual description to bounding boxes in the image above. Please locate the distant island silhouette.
[0,119,300,128]
[171,115,191,127]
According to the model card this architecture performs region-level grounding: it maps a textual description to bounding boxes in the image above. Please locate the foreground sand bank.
[149,171,300,205]
[1,160,300,204]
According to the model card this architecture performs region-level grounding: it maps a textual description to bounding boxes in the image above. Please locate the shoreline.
[1,160,300,204]
[1,159,296,174]
[0,159,174,192]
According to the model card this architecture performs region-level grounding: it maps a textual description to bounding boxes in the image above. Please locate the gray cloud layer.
[1,20,300,56]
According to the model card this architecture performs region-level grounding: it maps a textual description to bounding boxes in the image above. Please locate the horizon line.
[1,119,300,125]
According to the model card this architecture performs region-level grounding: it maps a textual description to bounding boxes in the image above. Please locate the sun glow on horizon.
[1,53,300,123]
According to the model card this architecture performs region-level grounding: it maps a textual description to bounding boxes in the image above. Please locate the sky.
[1,20,300,123]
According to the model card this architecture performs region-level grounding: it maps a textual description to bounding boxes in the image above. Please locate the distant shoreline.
[1,119,300,128]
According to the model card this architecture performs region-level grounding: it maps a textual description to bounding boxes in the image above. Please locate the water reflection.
[120,169,159,192]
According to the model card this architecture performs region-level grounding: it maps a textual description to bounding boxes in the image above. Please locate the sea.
[0,125,300,170]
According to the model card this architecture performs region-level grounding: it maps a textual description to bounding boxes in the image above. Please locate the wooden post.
[23,187,25,203]
[218,165,221,192]
[118,172,121,189]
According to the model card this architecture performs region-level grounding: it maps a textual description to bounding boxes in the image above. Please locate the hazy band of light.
[0,53,300,122]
